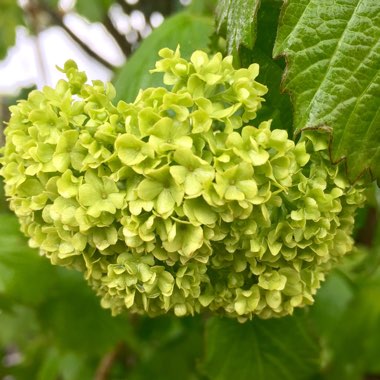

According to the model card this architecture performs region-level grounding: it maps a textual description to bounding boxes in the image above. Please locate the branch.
[356,207,378,247]
[365,375,380,380]
[37,2,117,71]
[94,341,137,380]
[115,0,135,15]
[103,14,132,57]
[116,0,174,18]
[0,97,7,147]
[23,1,49,85]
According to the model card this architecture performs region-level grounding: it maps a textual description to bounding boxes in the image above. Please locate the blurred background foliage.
[0,0,380,379]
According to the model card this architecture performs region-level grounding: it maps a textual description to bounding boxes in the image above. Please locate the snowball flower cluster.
[0,48,365,321]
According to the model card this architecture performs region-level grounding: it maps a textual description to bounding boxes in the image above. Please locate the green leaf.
[113,11,213,102]
[239,0,293,133]
[38,269,134,355]
[0,305,39,347]
[187,0,217,16]
[75,0,112,22]
[128,316,204,380]
[321,273,380,380]
[216,0,261,54]
[203,314,320,380]
[0,0,24,59]
[36,348,61,380]
[0,212,136,359]
[309,244,380,380]
[0,213,57,305]
[274,0,380,181]
[310,272,354,341]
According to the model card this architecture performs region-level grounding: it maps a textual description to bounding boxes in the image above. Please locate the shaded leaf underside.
[240,0,293,134]
[216,0,261,53]
[274,0,380,182]
[203,315,320,380]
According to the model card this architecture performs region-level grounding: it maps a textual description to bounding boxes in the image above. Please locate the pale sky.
[0,1,164,96]
[0,18,123,95]
[0,0,186,96]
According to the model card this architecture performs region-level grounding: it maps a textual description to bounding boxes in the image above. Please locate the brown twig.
[356,207,378,247]
[33,1,117,71]
[23,1,49,85]
[115,0,135,15]
[94,341,137,380]
[103,14,132,56]
[116,0,174,18]
[0,97,6,147]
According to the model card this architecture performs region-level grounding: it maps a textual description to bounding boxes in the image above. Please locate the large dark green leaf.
[0,213,56,305]
[0,0,24,59]
[321,272,380,380]
[309,272,353,340]
[203,314,320,380]
[309,240,380,380]
[0,214,98,378]
[113,11,213,102]
[75,0,113,22]
[128,316,204,380]
[37,269,134,355]
[216,0,261,53]
[238,47,293,133]
[240,0,293,134]
[274,0,380,182]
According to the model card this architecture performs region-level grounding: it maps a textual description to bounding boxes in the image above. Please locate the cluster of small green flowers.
[0,48,366,321]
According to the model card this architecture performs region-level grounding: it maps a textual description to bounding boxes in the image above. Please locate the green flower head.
[0,47,366,322]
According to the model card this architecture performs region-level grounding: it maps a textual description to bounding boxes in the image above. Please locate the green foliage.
[213,0,293,133]
[239,0,293,134]
[0,0,24,59]
[273,0,380,182]
[309,242,380,380]
[114,11,213,102]
[127,316,204,380]
[203,314,320,380]
[187,0,218,16]
[75,0,113,22]
[0,212,133,378]
[0,213,206,378]
[215,0,261,53]
[0,214,56,305]
[2,216,380,379]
